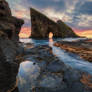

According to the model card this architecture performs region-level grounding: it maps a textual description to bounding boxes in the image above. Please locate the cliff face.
[30,8,78,38]
[0,0,24,92]
[0,0,24,42]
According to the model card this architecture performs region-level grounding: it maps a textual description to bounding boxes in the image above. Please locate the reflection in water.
[49,38,54,47]
[18,38,92,92]
[52,46,92,74]
[18,61,40,92]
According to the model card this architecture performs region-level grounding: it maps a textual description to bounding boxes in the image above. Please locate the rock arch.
[30,8,78,38]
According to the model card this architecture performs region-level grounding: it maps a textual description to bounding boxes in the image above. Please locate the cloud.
[75,1,92,15]
[27,0,65,10]
[42,7,73,23]
[6,0,92,38]
[77,15,92,28]
[67,0,92,30]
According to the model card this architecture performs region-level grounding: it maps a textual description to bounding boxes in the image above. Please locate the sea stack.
[30,8,78,38]
[0,0,24,92]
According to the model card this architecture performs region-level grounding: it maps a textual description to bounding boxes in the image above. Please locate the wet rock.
[54,39,92,62]
[46,60,67,73]
[30,8,78,38]
[23,45,92,92]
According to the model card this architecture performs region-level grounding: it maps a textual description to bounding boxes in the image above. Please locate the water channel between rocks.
[18,38,92,92]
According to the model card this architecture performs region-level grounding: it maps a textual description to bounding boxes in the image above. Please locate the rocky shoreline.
[54,39,92,62]
[0,0,92,92]
[20,44,92,92]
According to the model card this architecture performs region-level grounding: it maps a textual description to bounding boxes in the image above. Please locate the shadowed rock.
[30,8,78,38]
[0,0,24,92]
[0,0,24,42]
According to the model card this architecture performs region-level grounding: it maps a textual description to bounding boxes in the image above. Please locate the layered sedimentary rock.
[0,0,24,92]
[54,39,92,62]
[30,8,78,38]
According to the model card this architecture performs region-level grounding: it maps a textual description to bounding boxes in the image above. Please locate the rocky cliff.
[30,8,78,38]
[0,0,24,92]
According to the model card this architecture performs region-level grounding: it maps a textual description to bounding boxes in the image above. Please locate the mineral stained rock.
[0,0,24,92]
[54,39,92,62]
[30,8,78,38]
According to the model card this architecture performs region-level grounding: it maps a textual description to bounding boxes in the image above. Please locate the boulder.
[0,0,11,16]
[30,8,78,38]
[0,0,24,92]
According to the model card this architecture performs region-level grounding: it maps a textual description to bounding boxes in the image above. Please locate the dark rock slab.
[0,0,24,92]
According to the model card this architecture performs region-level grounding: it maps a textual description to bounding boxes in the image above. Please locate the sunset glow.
[49,32,53,39]
[19,27,92,38]
[7,0,92,39]
[19,27,31,38]
[75,30,92,38]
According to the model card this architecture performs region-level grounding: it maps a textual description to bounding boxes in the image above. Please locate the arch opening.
[49,32,53,39]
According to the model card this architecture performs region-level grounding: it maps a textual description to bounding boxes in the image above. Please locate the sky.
[6,0,92,38]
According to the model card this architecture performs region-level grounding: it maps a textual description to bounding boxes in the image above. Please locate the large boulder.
[30,8,78,38]
[0,0,24,92]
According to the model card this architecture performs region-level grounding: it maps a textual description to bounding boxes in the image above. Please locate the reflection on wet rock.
[18,44,92,92]
[18,61,40,92]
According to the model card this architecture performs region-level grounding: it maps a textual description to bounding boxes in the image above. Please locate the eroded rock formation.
[30,8,78,38]
[0,0,24,92]
[0,0,24,42]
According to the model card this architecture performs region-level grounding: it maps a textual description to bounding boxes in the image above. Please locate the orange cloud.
[19,27,31,38]
[14,11,24,19]
[13,9,30,20]
[74,30,92,38]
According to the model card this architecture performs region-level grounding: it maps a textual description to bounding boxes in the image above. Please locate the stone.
[54,39,92,62]
[0,0,11,16]
[30,8,78,38]
[0,0,24,92]
[23,45,92,92]
[0,0,24,42]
